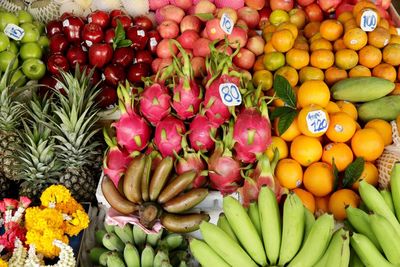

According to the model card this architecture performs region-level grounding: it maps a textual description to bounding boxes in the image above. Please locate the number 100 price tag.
[360,9,378,32]
[220,13,233,35]
[219,83,242,106]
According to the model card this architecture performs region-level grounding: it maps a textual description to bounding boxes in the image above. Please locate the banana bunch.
[345,162,400,266]
[102,155,210,233]
[190,187,347,267]
[89,223,191,267]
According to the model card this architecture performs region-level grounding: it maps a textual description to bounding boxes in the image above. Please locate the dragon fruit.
[154,115,186,157]
[208,120,242,194]
[112,82,151,153]
[233,100,272,163]
[140,82,171,126]
[188,114,217,152]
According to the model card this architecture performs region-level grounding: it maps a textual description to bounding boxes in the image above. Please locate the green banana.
[258,186,281,265]
[159,233,183,251]
[223,196,267,266]
[104,223,115,233]
[102,233,125,252]
[349,248,364,267]
[189,239,230,267]
[124,243,140,267]
[114,224,134,244]
[217,213,238,243]
[169,250,188,266]
[324,228,350,267]
[160,261,172,267]
[380,189,395,213]
[278,193,305,266]
[89,247,108,264]
[99,251,111,266]
[303,208,315,243]
[106,252,125,267]
[358,180,400,237]
[95,229,107,245]
[288,214,334,267]
[133,224,147,248]
[178,261,188,267]
[390,162,400,221]
[153,250,169,267]
[369,213,400,265]
[351,232,395,267]
[146,229,163,247]
[346,206,381,251]
[248,202,262,237]
[199,221,257,267]
[141,244,155,267]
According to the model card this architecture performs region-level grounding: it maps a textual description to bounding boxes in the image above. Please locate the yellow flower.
[25,208,64,231]
[56,198,84,215]
[40,185,72,207]
[26,228,68,259]
[0,258,8,267]
[64,210,89,236]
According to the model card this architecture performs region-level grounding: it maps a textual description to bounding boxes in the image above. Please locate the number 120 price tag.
[219,83,242,106]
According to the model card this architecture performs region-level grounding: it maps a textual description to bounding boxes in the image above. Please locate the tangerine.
[351,161,379,190]
[326,112,357,142]
[275,66,299,87]
[320,19,344,41]
[303,162,334,197]
[263,52,286,71]
[372,63,397,82]
[275,158,303,189]
[364,119,393,146]
[325,67,348,86]
[349,65,372,77]
[325,101,341,114]
[358,45,382,68]
[322,142,354,171]
[352,0,377,17]
[290,135,323,166]
[315,195,330,216]
[277,22,299,39]
[265,136,289,161]
[335,49,359,70]
[351,128,385,161]
[382,43,400,66]
[275,116,301,142]
[304,21,321,39]
[299,66,325,83]
[337,11,354,24]
[292,188,316,213]
[343,27,368,50]
[368,26,391,48]
[310,38,333,51]
[333,38,347,51]
[271,29,295,52]
[297,80,330,108]
[286,48,310,69]
[336,100,358,120]
[328,189,360,220]
[310,49,335,69]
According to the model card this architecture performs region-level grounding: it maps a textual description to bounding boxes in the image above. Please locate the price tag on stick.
[220,13,233,35]
[359,9,378,32]
[4,24,24,41]
[219,83,242,106]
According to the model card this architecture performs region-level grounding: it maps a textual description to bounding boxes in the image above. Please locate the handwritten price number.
[4,24,24,41]
[306,110,328,134]
[220,13,233,35]
[360,10,378,32]
[219,83,242,106]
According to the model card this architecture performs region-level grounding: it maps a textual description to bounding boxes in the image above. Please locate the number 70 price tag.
[219,83,242,106]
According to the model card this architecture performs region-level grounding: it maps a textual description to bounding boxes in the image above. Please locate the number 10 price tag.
[219,83,242,106]
[220,13,233,35]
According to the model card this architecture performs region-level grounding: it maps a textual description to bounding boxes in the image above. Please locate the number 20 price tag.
[306,110,328,134]
[4,24,24,41]
[360,9,378,32]
[220,13,233,35]
[219,83,242,106]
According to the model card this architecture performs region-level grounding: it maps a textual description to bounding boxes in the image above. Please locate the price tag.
[360,9,378,32]
[150,37,158,48]
[137,30,145,37]
[62,19,70,27]
[88,17,92,23]
[220,13,233,35]
[55,81,63,90]
[219,83,242,106]
[81,45,88,51]
[101,73,106,80]
[306,110,329,134]
[85,40,93,47]
[4,24,24,41]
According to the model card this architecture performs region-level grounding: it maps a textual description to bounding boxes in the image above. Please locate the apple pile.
[43,10,158,108]
[0,9,49,84]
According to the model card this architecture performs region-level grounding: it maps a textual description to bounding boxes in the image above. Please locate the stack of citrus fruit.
[259,0,399,221]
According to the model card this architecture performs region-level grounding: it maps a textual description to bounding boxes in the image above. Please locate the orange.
[351,128,385,161]
[349,65,372,77]
[326,112,356,142]
[333,38,347,51]
[264,32,273,42]
[265,136,289,161]
[337,11,354,24]
[336,100,358,120]
[325,67,348,86]
[292,188,316,213]
[299,66,325,83]
[351,161,379,190]
[269,9,290,26]
[309,32,322,43]
[344,18,358,32]
[263,52,286,71]
[253,56,265,71]
[335,49,359,70]
[290,135,323,166]
[275,116,301,142]
[264,41,277,53]
[364,119,393,146]
[368,26,391,48]
[304,21,321,39]
[358,45,382,68]
[320,19,344,41]
[389,25,398,35]
[275,66,299,87]
[253,70,273,90]
[343,27,368,51]
[390,83,400,95]
[310,49,335,69]
[297,80,330,108]
[310,38,333,52]
[303,162,334,197]
[390,35,400,45]
[322,142,354,171]
[328,189,360,220]
[352,0,377,17]
[286,48,310,69]
[275,158,303,189]
[382,43,400,66]
[325,101,341,114]
[298,105,330,137]
[378,18,390,29]
[293,36,310,50]
[262,24,277,36]
[372,63,397,82]
[271,29,295,52]
[277,22,299,39]
[315,196,330,216]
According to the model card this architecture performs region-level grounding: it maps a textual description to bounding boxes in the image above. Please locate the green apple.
[22,58,45,80]
[20,42,43,60]
[0,33,10,52]
[7,41,18,54]
[10,69,27,87]
[0,12,19,31]
[33,21,45,35]
[37,36,50,49]
[20,23,40,43]
[17,10,33,24]
[0,51,18,71]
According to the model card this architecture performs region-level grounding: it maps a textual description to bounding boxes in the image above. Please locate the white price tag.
[62,19,70,27]
[137,30,145,37]
[150,37,158,48]
[306,110,329,134]
[101,73,106,80]
[220,13,233,35]
[81,45,87,51]
[360,9,378,32]
[85,40,93,47]
[219,83,242,106]
[88,17,92,23]
[55,81,63,90]
[4,24,24,41]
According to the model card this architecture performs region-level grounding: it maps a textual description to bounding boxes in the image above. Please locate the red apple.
[156,38,178,58]
[270,0,294,11]
[104,29,115,44]
[147,30,162,54]
[110,9,126,19]
[88,43,113,68]
[191,56,205,77]
[37,74,58,96]
[96,85,117,109]
[237,6,260,29]
[245,0,266,10]
[104,64,126,86]
[112,47,134,67]
[127,25,149,50]
[259,7,272,29]
[205,18,226,41]
[49,33,69,54]
[82,23,104,47]
[177,30,200,49]
[317,0,343,13]
[133,16,154,31]
[216,7,238,24]
[180,15,202,33]
[62,16,84,43]
[111,15,133,29]
[233,48,255,70]
[60,12,73,21]
[66,45,87,67]
[158,20,180,39]
[236,19,249,31]
[46,20,63,37]
[47,54,69,75]
[227,27,248,49]
[246,35,265,56]
[297,0,315,6]
[156,5,186,24]
[194,0,217,17]
[335,3,354,17]
[305,3,324,22]
[87,10,110,29]
[289,8,307,29]
[127,63,151,84]
[134,50,153,64]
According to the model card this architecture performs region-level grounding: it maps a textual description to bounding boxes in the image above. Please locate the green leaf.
[332,158,340,191]
[273,75,297,108]
[277,109,297,136]
[117,39,132,48]
[270,106,296,121]
[113,20,125,48]
[195,13,214,21]
[342,157,365,188]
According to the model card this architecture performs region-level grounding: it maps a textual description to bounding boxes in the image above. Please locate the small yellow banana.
[390,162,400,221]
[303,208,315,244]
[380,189,395,213]
[189,239,230,267]
[324,228,350,267]
[217,213,239,243]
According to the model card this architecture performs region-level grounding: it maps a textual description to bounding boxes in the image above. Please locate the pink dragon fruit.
[140,83,171,126]
[154,115,186,157]
[233,101,272,163]
[188,114,217,152]
[207,120,242,194]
